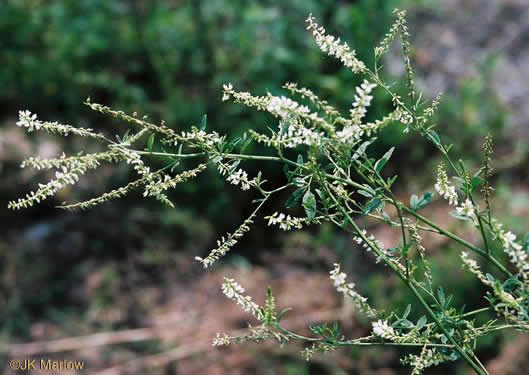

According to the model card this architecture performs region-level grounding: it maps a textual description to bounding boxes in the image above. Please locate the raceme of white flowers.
[330,264,377,318]
[372,320,396,340]
[306,14,365,73]
[494,221,529,279]
[434,164,458,206]
[9,9,529,375]
[17,110,106,139]
[266,212,305,231]
[221,278,263,321]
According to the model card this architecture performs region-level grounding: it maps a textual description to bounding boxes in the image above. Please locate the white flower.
[212,332,231,346]
[456,199,475,218]
[267,96,309,119]
[225,168,253,191]
[221,278,263,321]
[222,83,233,101]
[15,109,104,138]
[266,212,305,231]
[17,110,38,131]
[306,14,365,73]
[329,264,376,318]
[434,165,458,206]
[372,320,395,340]
[492,221,529,279]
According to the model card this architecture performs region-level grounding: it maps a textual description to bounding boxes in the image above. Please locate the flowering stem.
[320,180,487,375]
[135,149,368,191]
[433,143,492,256]
[275,324,453,347]
[469,194,492,254]
[401,206,512,279]
[362,154,409,275]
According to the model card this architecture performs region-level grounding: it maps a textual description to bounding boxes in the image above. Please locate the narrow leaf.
[286,187,306,208]
[437,288,446,306]
[449,210,472,221]
[362,197,381,215]
[417,316,427,330]
[374,147,395,173]
[427,130,441,146]
[147,134,155,152]
[276,308,293,323]
[302,190,317,221]
[403,304,411,319]
[352,139,374,161]
[410,194,419,211]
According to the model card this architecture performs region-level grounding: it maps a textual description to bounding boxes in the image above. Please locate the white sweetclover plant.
[9,9,529,374]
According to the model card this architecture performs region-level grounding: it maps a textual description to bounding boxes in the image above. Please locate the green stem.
[320,181,486,375]
[135,149,367,190]
[459,307,491,319]
[274,325,453,348]
[401,206,512,279]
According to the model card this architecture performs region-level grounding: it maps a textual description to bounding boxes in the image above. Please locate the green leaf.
[374,147,395,173]
[449,210,472,221]
[302,190,317,221]
[352,139,374,161]
[332,322,339,337]
[471,175,484,190]
[292,177,305,187]
[315,189,325,202]
[123,128,131,141]
[452,176,465,185]
[362,198,381,215]
[240,134,253,153]
[357,190,373,198]
[417,316,427,330]
[276,308,293,323]
[410,194,419,211]
[147,134,155,152]
[417,192,433,209]
[229,160,240,174]
[297,154,303,165]
[387,175,398,188]
[286,187,306,208]
[283,164,290,179]
[437,288,446,306]
[200,114,207,130]
[412,192,434,211]
[403,304,411,319]
[361,184,377,196]
[279,120,290,136]
[427,130,441,146]
[382,211,392,224]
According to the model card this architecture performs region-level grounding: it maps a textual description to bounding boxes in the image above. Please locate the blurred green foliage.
[1,0,408,334]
